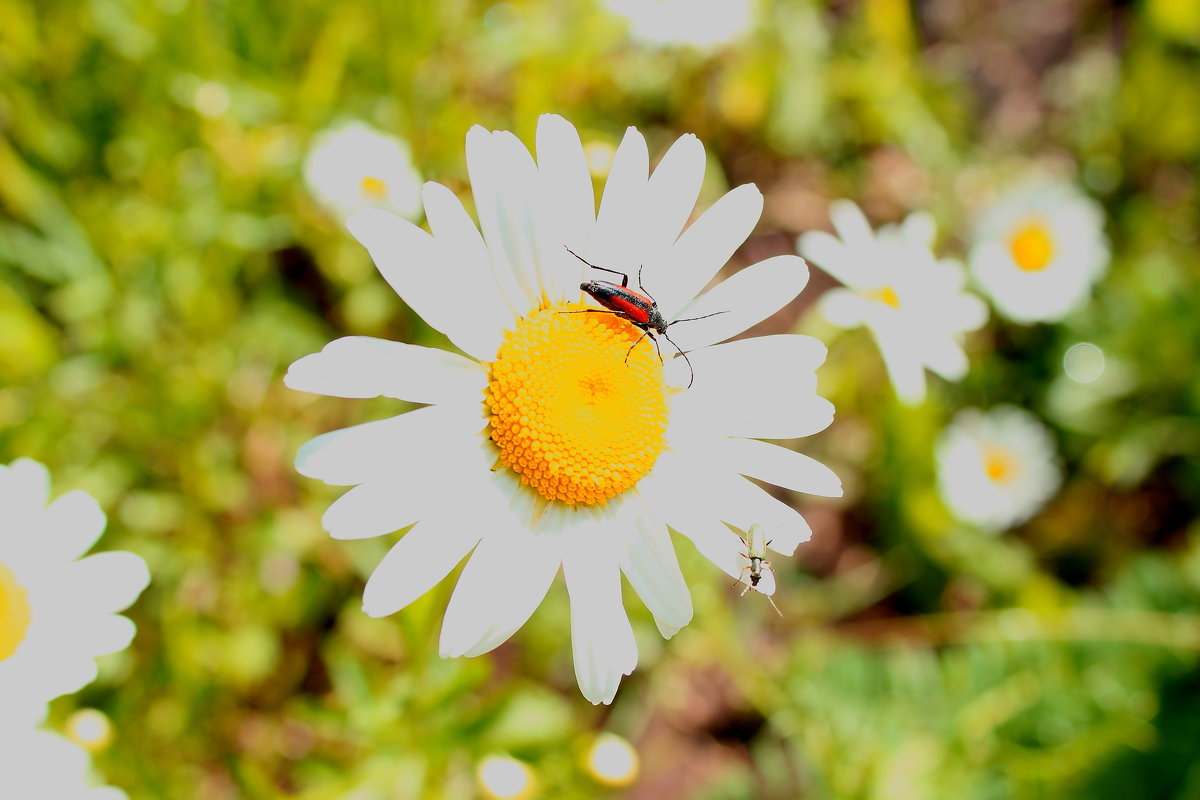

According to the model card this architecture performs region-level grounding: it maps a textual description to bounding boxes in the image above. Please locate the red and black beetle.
[564,247,727,388]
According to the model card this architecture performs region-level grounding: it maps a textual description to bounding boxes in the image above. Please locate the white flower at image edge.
[286,114,841,704]
[0,726,128,800]
[602,0,755,48]
[968,179,1109,323]
[936,406,1062,531]
[798,200,987,405]
[0,459,150,725]
[304,121,424,222]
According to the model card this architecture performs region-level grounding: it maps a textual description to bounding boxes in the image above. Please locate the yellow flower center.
[1008,219,1055,272]
[0,560,32,662]
[360,175,388,199]
[983,446,1018,484]
[486,302,669,505]
[864,286,901,309]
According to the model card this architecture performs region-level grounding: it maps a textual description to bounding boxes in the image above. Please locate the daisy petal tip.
[537,112,573,131]
[360,587,401,619]
[360,601,392,620]
[655,616,690,640]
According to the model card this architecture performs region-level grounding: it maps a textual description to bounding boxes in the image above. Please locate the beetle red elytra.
[563,246,727,388]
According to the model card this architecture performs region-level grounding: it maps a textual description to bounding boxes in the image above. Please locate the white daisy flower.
[0,458,150,726]
[968,179,1109,323]
[798,200,988,405]
[602,0,755,49]
[0,725,128,800]
[935,406,1062,531]
[286,114,839,704]
[303,121,423,222]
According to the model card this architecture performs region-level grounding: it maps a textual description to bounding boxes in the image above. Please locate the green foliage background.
[2,0,1200,797]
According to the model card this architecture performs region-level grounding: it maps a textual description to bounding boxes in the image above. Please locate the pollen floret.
[486,303,669,505]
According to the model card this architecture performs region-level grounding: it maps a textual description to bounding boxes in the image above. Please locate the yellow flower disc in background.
[0,562,32,662]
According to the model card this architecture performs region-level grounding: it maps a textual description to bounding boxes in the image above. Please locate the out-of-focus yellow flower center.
[360,175,388,199]
[0,560,32,662]
[983,446,1018,484]
[67,709,114,752]
[1008,219,1055,272]
[865,286,901,309]
[486,302,669,506]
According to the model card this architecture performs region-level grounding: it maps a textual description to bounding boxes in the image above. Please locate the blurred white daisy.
[603,0,755,49]
[968,179,1109,323]
[935,406,1062,531]
[303,121,423,221]
[0,459,150,726]
[0,725,128,800]
[583,732,639,787]
[798,200,988,405]
[286,114,839,704]
[476,754,536,800]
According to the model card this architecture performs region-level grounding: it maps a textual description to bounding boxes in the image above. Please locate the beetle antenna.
[661,331,696,389]
[669,310,730,326]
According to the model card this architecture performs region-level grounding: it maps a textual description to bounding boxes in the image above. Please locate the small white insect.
[737,523,782,616]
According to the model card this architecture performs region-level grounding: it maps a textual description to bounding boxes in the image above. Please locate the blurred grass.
[2,0,1199,798]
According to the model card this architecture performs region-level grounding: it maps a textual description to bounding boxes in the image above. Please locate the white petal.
[361,516,482,618]
[923,338,970,382]
[617,502,693,639]
[666,255,810,352]
[716,437,843,497]
[900,211,937,250]
[640,133,706,258]
[285,336,485,403]
[66,552,150,613]
[439,524,562,658]
[465,126,534,313]
[946,290,989,331]
[669,335,834,439]
[482,130,545,308]
[646,452,813,557]
[656,184,764,321]
[347,209,501,360]
[563,529,637,705]
[321,480,420,540]
[36,491,106,563]
[797,230,861,288]
[1,458,50,523]
[75,614,137,656]
[643,485,746,580]
[422,181,515,355]
[295,403,484,486]
[535,114,596,301]
[821,288,871,329]
[590,127,650,269]
[828,199,873,246]
[878,339,928,405]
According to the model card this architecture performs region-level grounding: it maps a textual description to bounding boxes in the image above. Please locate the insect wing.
[585,282,654,325]
[746,523,769,560]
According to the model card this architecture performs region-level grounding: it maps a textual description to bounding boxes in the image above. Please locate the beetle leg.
[565,247,629,287]
[557,309,627,317]
[625,331,663,366]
